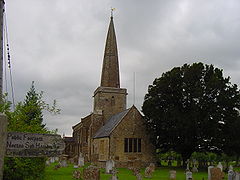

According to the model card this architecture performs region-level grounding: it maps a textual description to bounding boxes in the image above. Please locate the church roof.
[100,16,120,88]
[93,108,130,138]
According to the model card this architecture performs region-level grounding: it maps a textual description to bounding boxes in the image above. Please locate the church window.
[129,138,133,152]
[124,138,142,153]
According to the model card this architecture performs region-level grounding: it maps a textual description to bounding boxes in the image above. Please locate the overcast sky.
[4,0,240,136]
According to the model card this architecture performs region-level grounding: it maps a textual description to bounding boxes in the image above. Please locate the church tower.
[93,15,127,124]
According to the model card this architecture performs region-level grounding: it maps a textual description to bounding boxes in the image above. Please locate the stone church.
[64,15,155,167]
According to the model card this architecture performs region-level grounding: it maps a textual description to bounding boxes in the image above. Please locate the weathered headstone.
[83,165,100,180]
[131,167,142,180]
[210,167,224,180]
[46,160,50,166]
[235,172,240,180]
[192,159,198,173]
[217,162,223,172]
[169,170,177,180]
[186,171,193,180]
[110,168,118,180]
[60,159,67,167]
[229,165,233,171]
[186,159,190,171]
[228,169,235,180]
[73,169,81,179]
[55,157,59,162]
[50,157,55,163]
[78,156,84,167]
[0,114,7,180]
[144,163,155,178]
[106,159,115,174]
[208,166,214,180]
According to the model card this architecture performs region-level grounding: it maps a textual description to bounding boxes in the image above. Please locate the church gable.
[93,108,130,139]
[108,106,156,167]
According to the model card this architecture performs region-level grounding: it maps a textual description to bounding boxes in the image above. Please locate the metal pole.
[0,0,4,96]
[0,1,6,180]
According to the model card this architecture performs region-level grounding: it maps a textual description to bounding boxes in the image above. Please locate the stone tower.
[93,16,127,124]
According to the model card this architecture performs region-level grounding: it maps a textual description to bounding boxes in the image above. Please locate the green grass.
[44,163,229,180]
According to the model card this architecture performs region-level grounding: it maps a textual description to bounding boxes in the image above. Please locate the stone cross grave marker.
[106,159,115,174]
[169,170,177,180]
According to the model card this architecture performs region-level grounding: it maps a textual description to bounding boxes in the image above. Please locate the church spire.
[100,15,120,88]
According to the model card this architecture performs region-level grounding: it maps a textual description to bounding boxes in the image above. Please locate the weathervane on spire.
[111,7,116,18]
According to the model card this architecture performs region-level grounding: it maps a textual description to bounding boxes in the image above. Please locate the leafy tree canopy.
[142,62,240,163]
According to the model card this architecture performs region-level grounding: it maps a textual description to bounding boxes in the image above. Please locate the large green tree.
[142,62,240,165]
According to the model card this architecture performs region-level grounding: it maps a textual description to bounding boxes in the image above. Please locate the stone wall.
[92,137,109,162]
[72,114,91,160]
[110,106,155,168]
[93,86,127,122]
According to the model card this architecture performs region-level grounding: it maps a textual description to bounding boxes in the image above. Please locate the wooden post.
[0,114,7,180]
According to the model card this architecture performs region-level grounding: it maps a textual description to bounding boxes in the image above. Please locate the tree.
[2,82,60,180]
[142,62,240,166]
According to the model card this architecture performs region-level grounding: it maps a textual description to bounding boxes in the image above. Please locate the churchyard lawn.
[44,163,233,180]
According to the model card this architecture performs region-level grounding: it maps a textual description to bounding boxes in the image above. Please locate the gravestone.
[83,165,100,180]
[46,160,50,166]
[0,114,8,180]
[50,157,55,163]
[144,163,155,178]
[110,168,118,180]
[235,172,240,180]
[169,170,177,180]
[131,167,142,180]
[60,159,67,167]
[229,165,233,171]
[78,156,84,167]
[186,171,193,180]
[73,165,79,168]
[228,169,235,180]
[136,173,143,180]
[106,159,115,174]
[208,166,214,180]
[186,159,190,171]
[73,169,81,179]
[55,157,59,162]
[192,159,198,173]
[210,167,224,180]
[217,162,223,172]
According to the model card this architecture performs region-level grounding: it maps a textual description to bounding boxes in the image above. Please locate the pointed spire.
[100,16,120,88]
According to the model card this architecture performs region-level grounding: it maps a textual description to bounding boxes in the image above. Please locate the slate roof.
[93,108,130,138]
